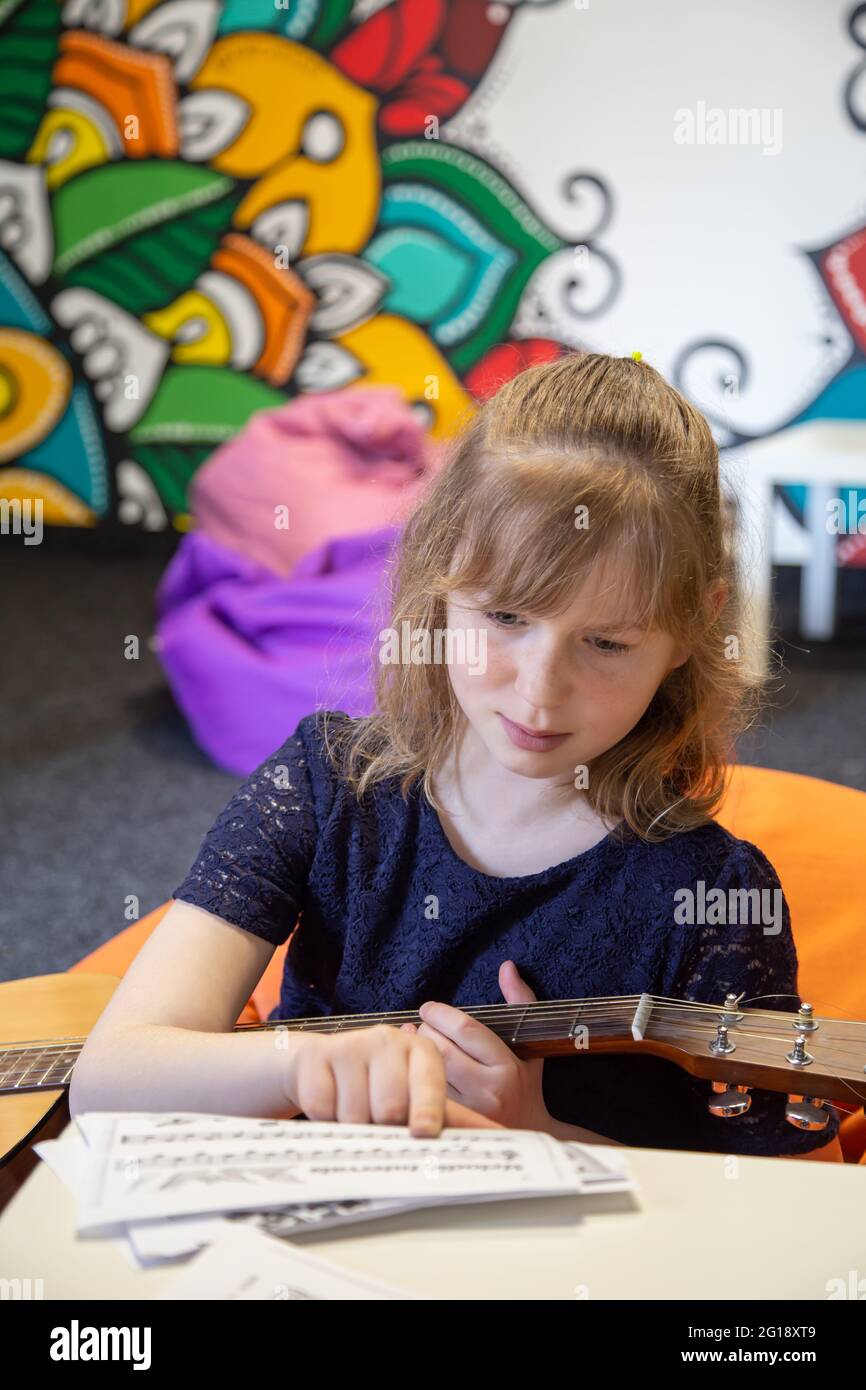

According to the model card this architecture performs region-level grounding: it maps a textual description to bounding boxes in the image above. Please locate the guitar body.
[0,973,118,1172]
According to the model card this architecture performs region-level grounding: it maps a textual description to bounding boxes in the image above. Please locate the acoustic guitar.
[3,973,865,1199]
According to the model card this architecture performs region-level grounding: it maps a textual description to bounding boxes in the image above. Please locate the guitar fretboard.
[1,1043,81,1093]
[4,995,865,1102]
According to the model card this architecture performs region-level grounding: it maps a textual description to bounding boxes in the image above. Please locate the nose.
[512,635,572,714]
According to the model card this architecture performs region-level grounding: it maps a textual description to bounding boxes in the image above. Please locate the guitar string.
[3,1013,866,1087]
[2,1053,862,1099]
[3,997,866,1055]
[0,991,857,1049]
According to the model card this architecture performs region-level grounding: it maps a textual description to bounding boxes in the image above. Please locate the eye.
[588,637,630,655]
[483,610,525,628]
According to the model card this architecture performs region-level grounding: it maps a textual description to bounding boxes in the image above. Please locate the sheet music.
[34,1112,636,1260]
[127,1140,632,1260]
[71,1112,590,1232]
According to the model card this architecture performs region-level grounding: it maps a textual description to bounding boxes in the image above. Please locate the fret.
[510,1006,529,1046]
[14,1045,49,1090]
[37,1053,59,1086]
[0,1046,82,1092]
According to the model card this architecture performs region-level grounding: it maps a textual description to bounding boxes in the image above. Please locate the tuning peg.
[794,1002,818,1033]
[707,1081,752,1117]
[785,1095,831,1130]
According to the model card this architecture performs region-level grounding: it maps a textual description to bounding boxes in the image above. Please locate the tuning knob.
[785,1094,831,1130]
[708,1081,752,1117]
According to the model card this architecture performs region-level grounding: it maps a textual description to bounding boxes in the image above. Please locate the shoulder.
[267,708,356,821]
[292,707,371,756]
[664,822,797,1000]
[635,818,784,891]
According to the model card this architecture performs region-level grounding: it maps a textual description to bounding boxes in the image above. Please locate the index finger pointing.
[407,1034,447,1137]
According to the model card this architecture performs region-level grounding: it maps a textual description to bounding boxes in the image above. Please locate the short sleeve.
[669,839,841,1157]
[171,714,328,946]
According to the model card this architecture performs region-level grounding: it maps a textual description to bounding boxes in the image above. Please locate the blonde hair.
[320,350,765,842]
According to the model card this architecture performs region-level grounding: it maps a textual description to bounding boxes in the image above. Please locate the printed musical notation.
[34,1111,636,1269]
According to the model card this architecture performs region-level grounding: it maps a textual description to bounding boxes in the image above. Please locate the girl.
[71,351,842,1159]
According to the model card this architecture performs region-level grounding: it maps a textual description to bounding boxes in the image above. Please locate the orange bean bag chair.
[70,764,864,1160]
[714,765,865,1163]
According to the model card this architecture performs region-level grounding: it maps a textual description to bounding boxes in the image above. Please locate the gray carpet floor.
[2,536,865,982]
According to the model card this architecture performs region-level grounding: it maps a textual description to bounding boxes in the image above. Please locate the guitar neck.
[4,994,866,1107]
[0,996,588,1094]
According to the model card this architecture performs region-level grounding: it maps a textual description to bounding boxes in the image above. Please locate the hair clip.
[631,350,643,362]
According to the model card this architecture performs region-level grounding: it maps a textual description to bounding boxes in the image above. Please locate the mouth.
[498,713,571,750]
[511,718,567,736]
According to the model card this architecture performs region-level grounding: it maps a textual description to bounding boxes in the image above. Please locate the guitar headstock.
[635,993,866,1114]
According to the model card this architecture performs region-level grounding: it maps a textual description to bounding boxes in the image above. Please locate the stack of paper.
[35,1112,635,1295]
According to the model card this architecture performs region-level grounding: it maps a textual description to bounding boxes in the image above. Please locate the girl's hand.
[282,1024,505,1137]
[402,961,551,1132]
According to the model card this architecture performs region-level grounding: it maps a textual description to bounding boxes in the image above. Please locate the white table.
[1,1119,864,1300]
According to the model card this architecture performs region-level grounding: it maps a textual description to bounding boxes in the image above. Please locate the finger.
[368,1034,411,1127]
[294,1046,338,1122]
[498,959,538,1004]
[445,1098,506,1130]
[332,1049,371,1125]
[406,1034,448,1137]
[417,1001,503,1066]
[415,1021,479,1093]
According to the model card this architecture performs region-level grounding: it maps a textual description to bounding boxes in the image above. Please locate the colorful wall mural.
[0,0,864,563]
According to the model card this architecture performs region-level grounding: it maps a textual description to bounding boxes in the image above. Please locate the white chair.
[720,420,866,677]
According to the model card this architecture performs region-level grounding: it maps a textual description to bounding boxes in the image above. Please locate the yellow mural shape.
[0,330,72,463]
[338,314,475,440]
[144,291,233,367]
[188,35,380,254]
[28,108,113,190]
[0,470,96,525]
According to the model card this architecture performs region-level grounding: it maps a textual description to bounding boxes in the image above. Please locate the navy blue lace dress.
[172,710,840,1156]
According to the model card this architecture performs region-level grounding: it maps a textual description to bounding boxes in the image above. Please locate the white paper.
[73,1112,594,1234]
[127,1140,634,1261]
[127,1200,417,1261]
[156,1221,433,1300]
[35,1112,636,1266]
[33,1133,90,1201]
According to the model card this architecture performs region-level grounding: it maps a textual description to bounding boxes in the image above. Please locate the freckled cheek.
[472,642,514,690]
[577,668,644,725]
[593,671,659,732]
[446,638,501,697]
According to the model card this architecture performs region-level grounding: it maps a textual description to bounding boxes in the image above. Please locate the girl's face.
[444,562,690,783]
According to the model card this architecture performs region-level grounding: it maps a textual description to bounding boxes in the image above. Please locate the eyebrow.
[588,621,648,634]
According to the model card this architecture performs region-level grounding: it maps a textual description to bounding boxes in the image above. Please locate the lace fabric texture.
[172,710,840,1156]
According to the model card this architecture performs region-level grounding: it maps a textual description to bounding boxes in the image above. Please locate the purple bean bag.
[154,525,398,775]
[152,386,448,774]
